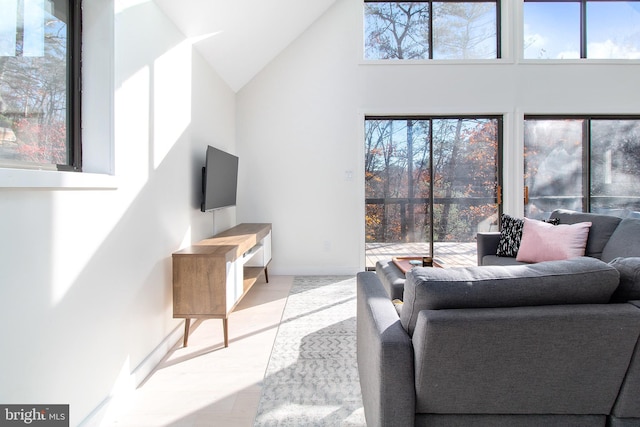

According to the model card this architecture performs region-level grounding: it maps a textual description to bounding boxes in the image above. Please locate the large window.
[524,0,640,59]
[364,1,500,59]
[0,0,81,171]
[524,116,640,218]
[365,116,501,266]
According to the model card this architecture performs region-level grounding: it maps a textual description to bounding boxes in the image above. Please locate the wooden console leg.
[223,318,229,347]
[264,266,269,283]
[183,318,191,347]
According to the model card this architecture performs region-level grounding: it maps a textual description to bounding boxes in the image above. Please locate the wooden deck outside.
[366,241,477,270]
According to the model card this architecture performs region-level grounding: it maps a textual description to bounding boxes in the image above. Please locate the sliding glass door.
[365,116,501,268]
[524,117,640,218]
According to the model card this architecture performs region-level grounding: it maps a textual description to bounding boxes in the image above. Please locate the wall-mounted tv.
[201,145,239,212]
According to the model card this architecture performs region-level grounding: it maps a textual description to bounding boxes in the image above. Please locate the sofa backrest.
[401,257,619,336]
[411,304,640,416]
[550,209,622,259]
[602,217,640,262]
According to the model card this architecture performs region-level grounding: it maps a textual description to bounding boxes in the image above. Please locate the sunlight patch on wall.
[180,226,193,249]
[115,65,151,197]
[114,0,151,14]
[96,355,136,425]
[49,192,118,305]
[188,32,223,45]
[48,65,153,305]
[153,40,192,169]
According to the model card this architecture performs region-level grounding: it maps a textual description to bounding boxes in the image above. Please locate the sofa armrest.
[476,231,501,265]
[356,272,415,427]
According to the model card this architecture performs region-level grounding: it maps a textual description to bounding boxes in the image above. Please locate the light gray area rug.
[254,276,366,426]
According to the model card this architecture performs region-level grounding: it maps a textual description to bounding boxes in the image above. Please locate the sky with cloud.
[524,1,640,59]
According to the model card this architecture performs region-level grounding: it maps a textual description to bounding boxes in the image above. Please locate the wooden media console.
[172,223,272,347]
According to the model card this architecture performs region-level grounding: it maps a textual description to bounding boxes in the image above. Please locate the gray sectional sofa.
[478,209,640,267]
[357,209,640,427]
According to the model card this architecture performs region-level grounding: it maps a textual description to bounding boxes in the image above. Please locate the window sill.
[0,168,118,189]
[360,58,515,66]
[359,58,640,66]
[518,58,640,65]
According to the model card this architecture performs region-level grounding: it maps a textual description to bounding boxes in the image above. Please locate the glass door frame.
[364,115,504,266]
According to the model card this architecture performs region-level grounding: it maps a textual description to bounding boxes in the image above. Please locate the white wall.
[236,0,640,275]
[236,0,363,275]
[0,0,236,425]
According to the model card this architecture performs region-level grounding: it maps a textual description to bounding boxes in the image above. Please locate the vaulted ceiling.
[154,0,338,92]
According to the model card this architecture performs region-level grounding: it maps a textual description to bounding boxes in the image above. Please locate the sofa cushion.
[550,209,622,259]
[481,255,528,266]
[400,257,620,336]
[516,218,591,263]
[602,217,640,263]
[608,257,640,302]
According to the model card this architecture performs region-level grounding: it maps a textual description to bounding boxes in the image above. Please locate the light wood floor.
[101,276,293,427]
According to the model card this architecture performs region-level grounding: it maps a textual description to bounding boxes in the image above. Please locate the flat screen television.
[201,145,239,212]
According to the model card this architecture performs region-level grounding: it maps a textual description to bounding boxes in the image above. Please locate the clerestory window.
[364,1,501,60]
[524,0,640,59]
[0,0,81,171]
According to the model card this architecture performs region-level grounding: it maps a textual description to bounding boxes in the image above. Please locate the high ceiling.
[154,0,338,92]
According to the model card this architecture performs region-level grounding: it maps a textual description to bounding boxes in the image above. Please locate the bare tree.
[365,3,430,59]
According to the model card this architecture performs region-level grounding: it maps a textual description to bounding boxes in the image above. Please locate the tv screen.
[201,146,239,212]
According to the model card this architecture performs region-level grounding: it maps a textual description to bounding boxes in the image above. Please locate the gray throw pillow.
[608,257,640,302]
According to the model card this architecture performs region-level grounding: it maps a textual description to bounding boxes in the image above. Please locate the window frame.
[364,0,502,60]
[68,0,82,172]
[0,0,82,172]
[523,114,640,214]
[364,114,504,257]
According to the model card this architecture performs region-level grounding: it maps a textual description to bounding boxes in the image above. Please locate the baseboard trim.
[78,321,185,427]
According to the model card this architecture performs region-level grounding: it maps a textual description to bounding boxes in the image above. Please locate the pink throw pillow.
[516,218,592,263]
